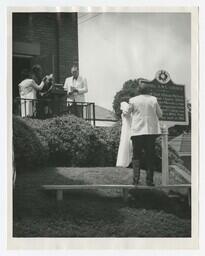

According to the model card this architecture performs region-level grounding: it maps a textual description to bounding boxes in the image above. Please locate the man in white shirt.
[63,65,88,118]
[126,80,163,186]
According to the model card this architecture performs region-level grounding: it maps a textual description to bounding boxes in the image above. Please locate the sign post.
[161,124,169,185]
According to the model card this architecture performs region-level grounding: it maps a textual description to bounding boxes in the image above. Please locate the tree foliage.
[112,79,143,119]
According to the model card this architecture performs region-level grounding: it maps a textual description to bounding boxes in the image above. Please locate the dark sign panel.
[146,71,187,124]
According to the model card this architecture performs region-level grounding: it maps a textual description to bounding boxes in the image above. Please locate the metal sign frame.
[145,70,189,126]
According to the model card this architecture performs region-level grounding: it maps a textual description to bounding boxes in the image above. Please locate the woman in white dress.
[116,101,133,167]
[18,67,45,117]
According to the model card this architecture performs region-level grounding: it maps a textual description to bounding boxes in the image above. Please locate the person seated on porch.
[63,65,88,118]
[18,66,46,117]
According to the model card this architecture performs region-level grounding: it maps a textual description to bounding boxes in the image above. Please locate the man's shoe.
[133,177,139,186]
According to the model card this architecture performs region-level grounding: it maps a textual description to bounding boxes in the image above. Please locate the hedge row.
[13,115,183,172]
[13,116,49,171]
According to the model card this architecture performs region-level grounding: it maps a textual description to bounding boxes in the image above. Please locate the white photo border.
[6,5,198,251]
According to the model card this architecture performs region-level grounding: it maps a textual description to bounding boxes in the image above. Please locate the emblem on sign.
[155,70,171,84]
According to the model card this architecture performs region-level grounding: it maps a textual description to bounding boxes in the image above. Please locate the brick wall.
[13,13,78,83]
[58,13,79,83]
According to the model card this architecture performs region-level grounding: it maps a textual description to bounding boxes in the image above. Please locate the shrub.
[23,116,122,167]
[154,136,184,172]
[95,122,183,171]
[14,114,184,170]
[13,116,49,172]
[94,121,121,166]
[25,115,100,167]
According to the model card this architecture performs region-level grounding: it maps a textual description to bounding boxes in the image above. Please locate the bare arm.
[128,99,134,114]
[121,100,133,117]
[31,79,45,91]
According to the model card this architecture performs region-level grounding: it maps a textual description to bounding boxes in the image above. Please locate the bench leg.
[122,188,128,202]
[187,187,191,207]
[57,190,63,201]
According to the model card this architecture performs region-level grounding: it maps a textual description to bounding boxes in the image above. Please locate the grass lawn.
[13,167,191,237]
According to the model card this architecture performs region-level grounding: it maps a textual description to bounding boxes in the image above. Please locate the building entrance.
[12,56,32,99]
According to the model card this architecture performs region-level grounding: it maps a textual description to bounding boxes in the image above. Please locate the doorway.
[12,56,32,99]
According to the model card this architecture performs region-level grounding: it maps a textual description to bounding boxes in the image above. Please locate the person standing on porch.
[18,67,46,117]
[63,65,88,118]
[123,80,162,186]
[31,64,43,85]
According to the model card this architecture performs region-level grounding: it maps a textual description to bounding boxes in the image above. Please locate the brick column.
[57,13,79,84]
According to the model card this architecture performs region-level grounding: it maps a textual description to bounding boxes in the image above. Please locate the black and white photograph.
[5,4,199,251]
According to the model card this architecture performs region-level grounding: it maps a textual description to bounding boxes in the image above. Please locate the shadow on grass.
[13,167,191,237]
[128,189,191,219]
[13,167,124,224]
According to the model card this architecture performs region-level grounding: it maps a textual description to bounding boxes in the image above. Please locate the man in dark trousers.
[124,80,163,186]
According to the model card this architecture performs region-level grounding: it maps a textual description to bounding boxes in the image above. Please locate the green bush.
[95,122,183,171]
[25,115,100,167]
[13,114,183,170]
[94,122,121,166]
[13,116,49,172]
[154,136,184,172]
[24,115,122,167]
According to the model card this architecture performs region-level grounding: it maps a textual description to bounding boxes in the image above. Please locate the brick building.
[12,12,78,98]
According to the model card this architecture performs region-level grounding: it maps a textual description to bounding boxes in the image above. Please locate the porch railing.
[13,97,96,126]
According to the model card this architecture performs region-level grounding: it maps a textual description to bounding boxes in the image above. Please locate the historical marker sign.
[146,70,188,125]
[145,71,189,187]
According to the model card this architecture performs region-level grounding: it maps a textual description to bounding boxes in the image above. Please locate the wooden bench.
[42,184,191,205]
